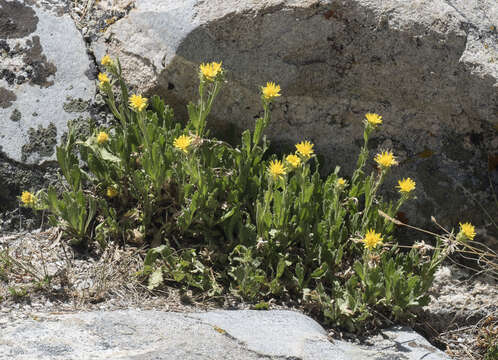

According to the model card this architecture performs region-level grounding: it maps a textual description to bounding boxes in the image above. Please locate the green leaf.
[310,263,328,279]
[147,267,164,290]
[295,262,304,287]
[253,301,269,310]
[276,258,286,279]
[144,245,169,266]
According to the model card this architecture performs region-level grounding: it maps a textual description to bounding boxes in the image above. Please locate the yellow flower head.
[174,135,193,153]
[98,72,109,83]
[21,191,35,206]
[200,61,222,80]
[129,94,148,112]
[459,222,476,241]
[362,229,383,250]
[397,178,416,194]
[295,141,314,158]
[374,150,398,168]
[97,131,109,144]
[98,73,109,87]
[337,177,347,186]
[262,82,281,100]
[286,154,301,168]
[101,55,112,66]
[268,160,287,180]
[365,113,382,126]
[106,186,118,198]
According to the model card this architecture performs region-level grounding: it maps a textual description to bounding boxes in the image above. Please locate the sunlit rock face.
[0,0,95,165]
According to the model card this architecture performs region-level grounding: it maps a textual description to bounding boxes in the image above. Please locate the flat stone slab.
[0,309,450,359]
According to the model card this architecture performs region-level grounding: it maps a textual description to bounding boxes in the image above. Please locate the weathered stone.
[93,0,498,241]
[0,309,450,359]
[0,0,95,165]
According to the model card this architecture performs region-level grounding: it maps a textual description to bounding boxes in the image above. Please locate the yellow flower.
[262,82,281,100]
[459,222,476,241]
[295,141,314,158]
[337,177,346,186]
[98,73,109,87]
[200,61,222,80]
[21,191,35,206]
[101,55,112,66]
[174,135,193,153]
[129,94,148,112]
[106,186,118,198]
[365,113,382,126]
[374,150,398,168]
[97,131,109,144]
[362,229,383,250]
[285,154,301,168]
[268,160,286,180]
[397,178,416,194]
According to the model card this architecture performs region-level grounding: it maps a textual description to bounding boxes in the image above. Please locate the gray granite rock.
[0,309,450,359]
[0,0,95,165]
[93,0,498,241]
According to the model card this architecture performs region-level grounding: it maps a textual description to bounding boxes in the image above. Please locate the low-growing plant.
[21,56,477,331]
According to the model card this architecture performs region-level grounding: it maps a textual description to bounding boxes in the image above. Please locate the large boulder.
[0,0,95,217]
[93,0,498,240]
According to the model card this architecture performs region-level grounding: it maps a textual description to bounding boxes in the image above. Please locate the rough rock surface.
[0,309,450,359]
[423,265,498,333]
[93,0,498,239]
[0,0,95,164]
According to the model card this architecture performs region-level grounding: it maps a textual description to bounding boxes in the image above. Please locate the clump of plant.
[20,56,477,331]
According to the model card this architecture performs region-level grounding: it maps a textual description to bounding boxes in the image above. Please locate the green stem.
[361,170,385,230]
[253,102,270,151]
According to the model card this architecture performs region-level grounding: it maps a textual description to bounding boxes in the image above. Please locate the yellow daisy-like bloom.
[101,55,112,66]
[97,131,109,144]
[337,177,346,186]
[106,186,118,198]
[268,160,287,180]
[21,191,35,205]
[174,135,193,153]
[397,178,416,194]
[365,113,382,126]
[262,82,281,100]
[362,229,383,250]
[459,222,476,241]
[295,141,314,158]
[374,150,398,168]
[129,94,148,112]
[98,73,109,86]
[285,154,301,168]
[199,61,222,80]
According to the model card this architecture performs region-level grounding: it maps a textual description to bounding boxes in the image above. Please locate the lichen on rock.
[9,109,21,122]
[63,97,90,113]
[21,123,57,162]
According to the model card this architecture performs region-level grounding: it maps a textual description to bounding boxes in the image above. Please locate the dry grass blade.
[378,210,498,281]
